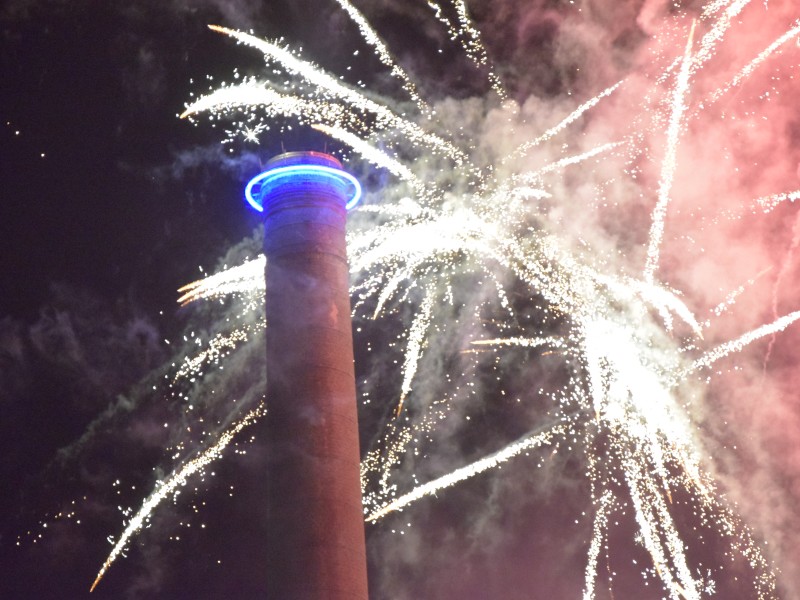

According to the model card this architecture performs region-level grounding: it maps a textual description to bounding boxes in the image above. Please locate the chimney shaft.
[259,152,368,599]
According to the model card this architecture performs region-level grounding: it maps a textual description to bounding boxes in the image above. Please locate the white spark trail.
[688,309,800,374]
[755,189,800,213]
[396,291,435,416]
[706,19,800,106]
[177,256,265,304]
[365,421,567,522]
[426,1,506,98]
[524,142,623,179]
[692,0,749,71]
[173,328,254,383]
[203,25,467,163]
[90,404,264,593]
[624,456,702,600]
[701,0,737,18]
[470,336,564,349]
[333,0,428,112]
[451,0,505,98]
[706,267,771,321]
[311,123,422,189]
[644,21,696,284]
[181,80,321,120]
[507,81,622,161]
[583,491,613,600]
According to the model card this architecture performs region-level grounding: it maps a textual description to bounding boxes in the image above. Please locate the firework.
[92,1,800,597]
[90,404,264,592]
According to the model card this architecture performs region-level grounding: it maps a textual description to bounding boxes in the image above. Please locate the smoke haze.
[2,1,800,598]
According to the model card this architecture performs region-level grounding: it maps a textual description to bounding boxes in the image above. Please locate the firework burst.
[91,1,800,597]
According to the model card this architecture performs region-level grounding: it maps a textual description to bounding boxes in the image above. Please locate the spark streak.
[90,404,264,593]
[177,257,265,304]
[365,421,567,522]
[706,18,800,106]
[311,123,421,187]
[427,0,505,98]
[644,21,696,284]
[689,309,800,374]
[756,189,800,213]
[196,25,468,164]
[583,491,613,600]
[470,336,564,349]
[507,81,622,161]
[333,0,428,111]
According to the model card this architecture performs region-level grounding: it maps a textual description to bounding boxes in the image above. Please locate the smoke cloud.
[342,0,800,597]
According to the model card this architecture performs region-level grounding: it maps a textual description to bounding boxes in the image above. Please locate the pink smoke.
[628,1,800,594]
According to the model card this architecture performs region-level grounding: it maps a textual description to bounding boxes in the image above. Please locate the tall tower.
[245,151,368,599]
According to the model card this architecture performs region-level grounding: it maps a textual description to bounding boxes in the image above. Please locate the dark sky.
[0,2,283,598]
[2,1,800,599]
[0,3,263,321]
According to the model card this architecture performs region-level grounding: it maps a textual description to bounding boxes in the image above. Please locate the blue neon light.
[244,164,362,212]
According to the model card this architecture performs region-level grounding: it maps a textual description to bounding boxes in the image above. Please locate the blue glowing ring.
[244,164,362,212]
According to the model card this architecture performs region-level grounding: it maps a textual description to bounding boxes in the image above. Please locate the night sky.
[2,1,800,599]
[1,2,296,598]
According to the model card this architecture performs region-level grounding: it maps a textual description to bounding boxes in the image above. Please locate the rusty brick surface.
[262,152,368,600]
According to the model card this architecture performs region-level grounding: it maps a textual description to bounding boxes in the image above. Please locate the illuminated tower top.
[245,151,362,214]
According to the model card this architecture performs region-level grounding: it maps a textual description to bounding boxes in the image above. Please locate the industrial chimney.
[245,151,368,599]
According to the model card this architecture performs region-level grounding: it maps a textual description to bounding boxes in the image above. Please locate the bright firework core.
[244,151,362,212]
